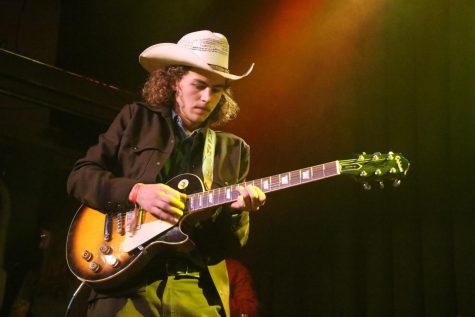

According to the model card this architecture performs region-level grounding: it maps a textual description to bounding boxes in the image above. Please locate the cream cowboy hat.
[139,30,254,81]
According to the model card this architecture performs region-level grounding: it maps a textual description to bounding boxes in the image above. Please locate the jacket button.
[156,161,161,165]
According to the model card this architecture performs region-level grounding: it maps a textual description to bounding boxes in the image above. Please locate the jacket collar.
[138,101,173,118]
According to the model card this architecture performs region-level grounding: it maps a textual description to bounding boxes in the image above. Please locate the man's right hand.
[133,183,187,223]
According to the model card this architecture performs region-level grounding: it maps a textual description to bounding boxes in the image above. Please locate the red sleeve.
[226,259,260,317]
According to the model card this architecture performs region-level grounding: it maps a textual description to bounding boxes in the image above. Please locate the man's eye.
[212,87,223,93]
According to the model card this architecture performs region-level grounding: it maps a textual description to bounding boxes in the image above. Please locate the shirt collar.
[172,110,203,139]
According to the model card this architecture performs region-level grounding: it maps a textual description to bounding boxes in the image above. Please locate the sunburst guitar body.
[66,173,208,290]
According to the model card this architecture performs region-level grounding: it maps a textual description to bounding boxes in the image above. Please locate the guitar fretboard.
[186,161,340,212]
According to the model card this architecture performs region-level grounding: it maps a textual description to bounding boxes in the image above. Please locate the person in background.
[10,224,78,317]
[226,258,260,317]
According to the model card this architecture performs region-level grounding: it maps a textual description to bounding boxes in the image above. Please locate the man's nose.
[201,88,212,102]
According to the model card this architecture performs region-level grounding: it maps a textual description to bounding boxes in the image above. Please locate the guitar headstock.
[339,152,410,190]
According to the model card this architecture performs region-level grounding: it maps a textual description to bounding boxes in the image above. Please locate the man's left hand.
[230,185,266,212]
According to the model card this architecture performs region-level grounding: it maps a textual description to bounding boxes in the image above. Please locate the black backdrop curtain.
[235,1,475,316]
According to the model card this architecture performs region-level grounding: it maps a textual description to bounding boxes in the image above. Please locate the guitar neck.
[186,160,340,212]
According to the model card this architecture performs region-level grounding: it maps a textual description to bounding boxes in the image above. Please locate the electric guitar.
[66,152,410,289]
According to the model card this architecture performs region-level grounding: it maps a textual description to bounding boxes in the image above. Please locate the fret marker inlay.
[281,175,289,185]
[263,180,269,190]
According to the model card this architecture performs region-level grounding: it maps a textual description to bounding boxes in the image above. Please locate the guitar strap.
[202,128,216,191]
[203,129,232,317]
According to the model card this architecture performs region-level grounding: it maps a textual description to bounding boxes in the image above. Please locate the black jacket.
[67,102,251,316]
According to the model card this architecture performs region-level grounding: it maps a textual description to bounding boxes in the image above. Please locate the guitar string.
[186,156,405,211]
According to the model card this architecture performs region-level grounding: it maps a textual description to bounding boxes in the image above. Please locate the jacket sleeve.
[66,104,137,211]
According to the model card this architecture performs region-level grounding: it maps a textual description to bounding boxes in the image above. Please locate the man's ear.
[172,80,180,95]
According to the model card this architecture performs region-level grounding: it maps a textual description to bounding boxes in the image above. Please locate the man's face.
[174,68,226,131]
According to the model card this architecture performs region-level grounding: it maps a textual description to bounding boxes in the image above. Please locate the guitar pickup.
[117,213,124,235]
[104,213,112,241]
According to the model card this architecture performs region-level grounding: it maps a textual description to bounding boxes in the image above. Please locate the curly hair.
[142,65,240,127]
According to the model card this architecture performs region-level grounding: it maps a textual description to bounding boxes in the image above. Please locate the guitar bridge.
[125,208,143,236]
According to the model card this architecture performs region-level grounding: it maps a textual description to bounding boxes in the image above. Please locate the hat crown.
[177,30,230,72]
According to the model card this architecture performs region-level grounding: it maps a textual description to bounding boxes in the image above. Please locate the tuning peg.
[374,169,382,176]
[379,181,385,189]
[371,152,381,161]
[363,182,372,191]
[387,151,395,160]
[393,179,401,187]
[357,152,367,161]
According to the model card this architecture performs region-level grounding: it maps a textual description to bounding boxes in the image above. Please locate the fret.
[231,186,238,201]
[220,187,227,203]
[314,164,325,179]
[221,187,227,203]
[271,175,280,191]
[290,170,301,186]
[214,188,220,205]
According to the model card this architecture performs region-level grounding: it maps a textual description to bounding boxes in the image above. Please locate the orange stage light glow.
[237,0,386,116]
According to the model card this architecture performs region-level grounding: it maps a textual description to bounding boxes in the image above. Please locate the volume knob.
[81,250,93,262]
[100,244,112,255]
[89,261,101,273]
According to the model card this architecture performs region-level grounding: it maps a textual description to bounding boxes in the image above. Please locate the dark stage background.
[1,0,474,316]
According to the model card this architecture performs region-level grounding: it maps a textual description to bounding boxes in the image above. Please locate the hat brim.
[139,43,253,81]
